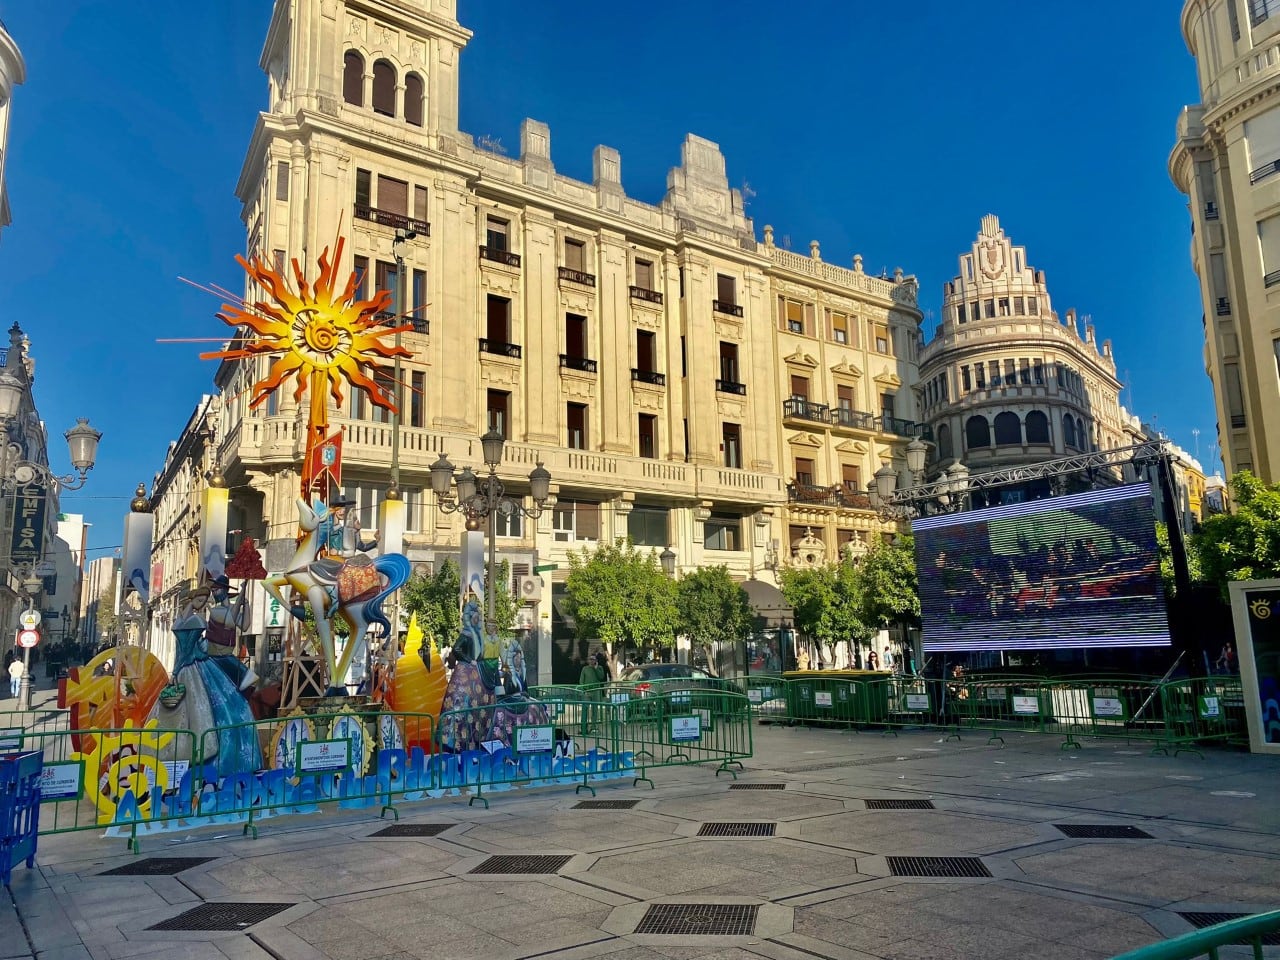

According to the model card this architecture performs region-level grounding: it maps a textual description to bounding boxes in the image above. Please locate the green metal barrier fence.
[14,694,754,847]
[1109,909,1280,960]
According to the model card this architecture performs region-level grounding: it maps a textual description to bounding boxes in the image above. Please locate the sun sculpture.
[201,235,411,490]
[201,236,415,696]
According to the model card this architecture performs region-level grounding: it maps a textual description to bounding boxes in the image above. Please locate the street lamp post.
[429,431,551,635]
[0,341,102,710]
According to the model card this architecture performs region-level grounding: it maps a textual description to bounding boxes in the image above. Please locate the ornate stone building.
[1171,0,1280,483]
[172,0,924,681]
[918,216,1127,503]
[0,18,24,234]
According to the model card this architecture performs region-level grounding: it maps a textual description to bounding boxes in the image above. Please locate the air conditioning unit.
[518,575,543,602]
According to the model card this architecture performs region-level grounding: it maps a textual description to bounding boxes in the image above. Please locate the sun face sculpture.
[201,236,411,438]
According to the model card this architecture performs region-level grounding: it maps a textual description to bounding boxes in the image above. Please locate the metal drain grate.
[1054,824,1153,839]
[369,823,453,837]
[100,857,216,876]
[865,799,935,810]
[697,822,776,838]
[1179,913,1280,946]
[573,799,640,809]
[887,856,991,878]
[729,783,785,790]
[635,903,759,936]
[148,902,295,931]
[469,854,573,875]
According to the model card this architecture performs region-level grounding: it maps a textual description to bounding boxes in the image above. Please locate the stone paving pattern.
[2,725,1278,959]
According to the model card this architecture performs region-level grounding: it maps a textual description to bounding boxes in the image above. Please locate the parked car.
[615,664,739,720]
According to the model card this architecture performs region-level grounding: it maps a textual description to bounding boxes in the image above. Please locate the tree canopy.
[400,557,516,647]
[676,565,754,667]
[563,539,679,659]
[1192,471,1280,599]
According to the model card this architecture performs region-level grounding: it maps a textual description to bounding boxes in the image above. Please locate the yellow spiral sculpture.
[387,613,446,752]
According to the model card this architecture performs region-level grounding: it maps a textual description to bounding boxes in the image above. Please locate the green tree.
[1155,521,1202,597]
[564,539,679,668]
[779,560,874,666]
[676,565,754,670]
[1192,471,1280,599]
[854,534,921,630]
[400,557,517,648]
[96,588,119,644]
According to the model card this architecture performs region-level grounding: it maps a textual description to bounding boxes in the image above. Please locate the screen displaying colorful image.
[912,484,1170,652]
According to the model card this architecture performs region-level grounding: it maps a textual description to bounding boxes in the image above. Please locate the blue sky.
[0,1,1210,556]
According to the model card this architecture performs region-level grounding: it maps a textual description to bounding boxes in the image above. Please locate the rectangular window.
[636,330,657,373]
[486,295,510,343]
[375,260,397,310]
[794,457,815,486]
[719,342,739,383]
[273,249,286,275]
[999,298,1011,316]
[565,313,587,358]
[1246,105,1280,175]
[830,310,849,343]
[704,513,742,551]
[638,414,657,459]
[1033,360,1044,384]
[717,273,736,306]
[404,488,423,534]
[553,500,600,542]
[486,390,510,437]
[940,374,949,401]
[627,506,669,547]
[1013,296,1024,314]
[567,402,588,450]
[984,299,996,319]
[961,365,972,391]
[564,237,586,272]
[355,168,371,207]
[495,510,523,538]
[722,422,742,468]
[990,361,1002,387]
[1259,214,1280,281]
[377,175,408,215]
[873,324,890,353]
[354,255,369,301]
[360,369,395,423]
[635,258,654,290]
[1019,359,1031,385]
[782,298,805,334]
[1224,362,1246,427]
[412,269,427,328]
[1004,359,1017,383]
[410,370,425,428]
[1028,296,1039,314]
[956,303,966,324]
[414,185,428,222]
[970,301,979,321]
[837,384,855,412]
[880,392,896,419]
[1228,0,1241,39]
[841,463,861,493]
[790,375,809,400]
[975,363,986,388]
[276,161,289,201]
[486,216,509,252]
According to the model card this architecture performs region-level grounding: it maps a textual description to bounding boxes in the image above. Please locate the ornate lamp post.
[0,351,102,710]
[429,430,551,635]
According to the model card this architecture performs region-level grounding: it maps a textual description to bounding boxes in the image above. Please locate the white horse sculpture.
[263,498,411,695]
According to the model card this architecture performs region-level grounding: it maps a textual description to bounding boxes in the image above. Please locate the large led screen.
[912,484,1170,652]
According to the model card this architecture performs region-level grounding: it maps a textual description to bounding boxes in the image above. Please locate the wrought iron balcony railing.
[557,266,596,287]
[715,379,747,395]
[353,204,430,236]
[631,369,666,386]
[479,245,521,267]
[478,338,521,359]
[559,354,598,373]
[783,398,830,423]
[713,299,744,317]
[629,285,663,305]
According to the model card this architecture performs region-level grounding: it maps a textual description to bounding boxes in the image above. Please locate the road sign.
[533,563,558,573]
[17,610,40,630]
[16,629,40,649]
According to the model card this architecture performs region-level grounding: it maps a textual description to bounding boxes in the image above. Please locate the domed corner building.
[917,216,1130,507]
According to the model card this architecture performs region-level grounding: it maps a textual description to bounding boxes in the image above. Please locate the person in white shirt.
[8,658,24,698]
[882,646,895,673]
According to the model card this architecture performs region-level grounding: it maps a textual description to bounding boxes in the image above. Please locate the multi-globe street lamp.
[0,364,102,709]
[429,430,551,636]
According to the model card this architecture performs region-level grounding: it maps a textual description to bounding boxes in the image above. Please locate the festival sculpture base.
[298,693,373,715]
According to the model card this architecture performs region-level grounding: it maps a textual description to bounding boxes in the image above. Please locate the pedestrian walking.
[882,646,895,673]
[8,658,24,699]
[579,652,608,689]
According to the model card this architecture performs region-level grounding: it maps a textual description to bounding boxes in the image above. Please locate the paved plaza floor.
[2,719,1278,960]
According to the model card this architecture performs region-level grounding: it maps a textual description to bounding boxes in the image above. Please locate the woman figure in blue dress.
[151,585,261,778]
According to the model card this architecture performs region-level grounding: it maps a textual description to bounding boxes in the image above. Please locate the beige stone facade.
[918,216,1127,501]
[0,19,24,233]
[169,0,925,679]
[1171,0,1280,483]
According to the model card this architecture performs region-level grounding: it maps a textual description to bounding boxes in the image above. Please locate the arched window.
[404,72,424,126]
[994,412,1022,446]
[937,423,953,461]
[372,59,396,116]
[1063,414,1077,449]
[343,51,364,106]
[1025,410,1050,444]
[965,415,991,450]
[1077,417,1088,450]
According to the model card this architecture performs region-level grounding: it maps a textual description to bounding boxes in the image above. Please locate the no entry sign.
[16,629,39,649]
